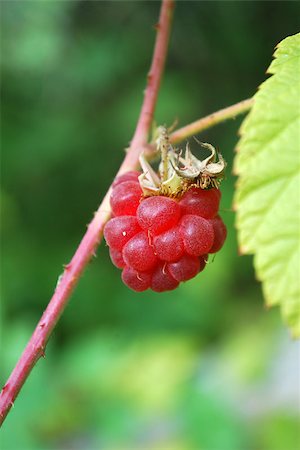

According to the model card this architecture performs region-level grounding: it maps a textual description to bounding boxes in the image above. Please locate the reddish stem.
[131,1,174,150]
[0,0,174,426]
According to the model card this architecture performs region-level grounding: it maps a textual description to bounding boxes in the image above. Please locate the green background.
[1,1,299,449]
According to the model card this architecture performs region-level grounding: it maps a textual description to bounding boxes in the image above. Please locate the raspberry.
[121,266,151,292]
[105,139,226,293]
[137,196,181,235]
[109,247,125,269]
[110,181,142,216]
[104,216,141,251]
[179,187,220,219]
[153,226,184,262]
[167,254,201,282]
[151,263,179,292]
[209,215,227,253]
[180,214,214,256]
[112,171,141,188]
[123,231,158,272]
[198,254,207,272]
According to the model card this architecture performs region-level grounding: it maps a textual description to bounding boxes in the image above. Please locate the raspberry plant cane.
[104,127,227,292]
[0,0,254,425]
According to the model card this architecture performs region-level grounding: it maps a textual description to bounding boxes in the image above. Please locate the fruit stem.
[0,0,175,426]
[169,98,253,144]
[157,126,170,182]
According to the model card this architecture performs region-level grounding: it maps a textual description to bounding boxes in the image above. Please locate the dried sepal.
[138,126,226,197]
[138,154,161,196]
[173,142,226,189]
[139,151,184,197]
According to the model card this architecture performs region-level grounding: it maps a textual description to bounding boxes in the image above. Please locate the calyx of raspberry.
[174,141,226,189]
[138,126,226,197]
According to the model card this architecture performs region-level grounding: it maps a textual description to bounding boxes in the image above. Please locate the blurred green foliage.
[1,1,299,449]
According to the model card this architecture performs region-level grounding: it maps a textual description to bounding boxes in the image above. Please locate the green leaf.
[234,33,300,337]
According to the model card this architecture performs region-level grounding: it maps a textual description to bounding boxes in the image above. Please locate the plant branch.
[131,1,174,151]
[169,98,253,144]
[0,0,174,426]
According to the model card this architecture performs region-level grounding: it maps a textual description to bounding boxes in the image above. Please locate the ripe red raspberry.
[151,263,179,292]
[110,181,142,216]
[153,226,184,262]
[179,187,220,219]
[209,215,227,253]
[104,216,141,251]
[137,196,181,235]
[198,255,207,272]
[104,169,227,293]
[123,231,158,272]
[112,171,141,188]
[179,214,214,256]
[167,254,201,282]
[109,247,125,269]
[121,266,151,292]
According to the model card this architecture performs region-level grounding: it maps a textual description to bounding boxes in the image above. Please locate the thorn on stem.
[39,345,46,358]
[63,263,72,270]
[56,274,64,290]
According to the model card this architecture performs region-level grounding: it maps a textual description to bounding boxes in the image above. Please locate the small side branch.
[170,98,253,144]
[0,0,174,427]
